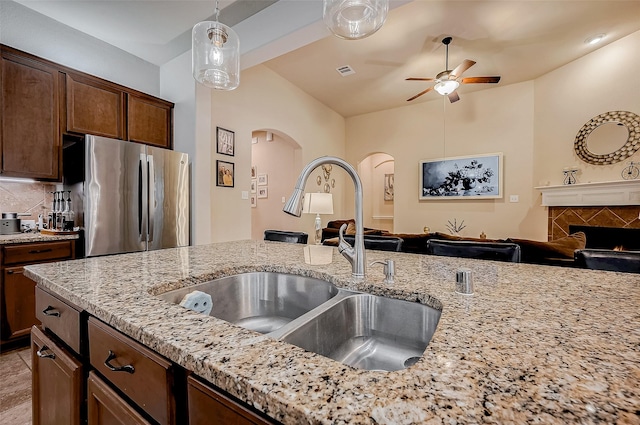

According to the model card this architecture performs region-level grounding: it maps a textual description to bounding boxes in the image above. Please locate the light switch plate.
[241,191,249,200]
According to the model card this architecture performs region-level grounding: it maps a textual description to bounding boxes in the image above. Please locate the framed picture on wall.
[257,186,268,198]
[257,174,268,186]
[419,153,503,200]
[384,174,394,201]
[251,166,257,178]
[216,127,235,156]
[250,195,257,208]
[216,160,234,187]
[250,180,257,193]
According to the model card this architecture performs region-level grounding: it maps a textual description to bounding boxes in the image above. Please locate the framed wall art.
[257,174,268,186]
[384,173,394,201]
[216,127,235,156]
[257,186,268,198]
[216,160,234,187]
[250,195,257,208]
[419,153,503,200]
[250,180,257,193]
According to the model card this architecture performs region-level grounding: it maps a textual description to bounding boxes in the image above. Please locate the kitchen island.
[24,240,639,424]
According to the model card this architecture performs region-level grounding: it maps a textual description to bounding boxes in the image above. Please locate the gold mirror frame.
[574,111,640,165]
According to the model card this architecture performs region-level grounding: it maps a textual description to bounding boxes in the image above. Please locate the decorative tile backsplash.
[0,181,56,220]
[548,205,640,240]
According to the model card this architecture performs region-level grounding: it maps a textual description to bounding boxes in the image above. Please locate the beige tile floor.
[0,347,32,425]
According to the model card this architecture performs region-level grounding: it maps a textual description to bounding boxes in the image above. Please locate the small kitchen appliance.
[1,212,30,235]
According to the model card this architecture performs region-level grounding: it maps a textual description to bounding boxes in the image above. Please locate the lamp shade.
[303,193,334,215]
[323,0,389,40]
[192,20,240,90]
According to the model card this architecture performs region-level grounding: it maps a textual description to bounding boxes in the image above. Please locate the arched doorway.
[250,130,303,240]
[358,153,395,233]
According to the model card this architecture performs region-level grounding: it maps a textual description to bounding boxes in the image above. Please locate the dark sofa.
[322,219,589,267]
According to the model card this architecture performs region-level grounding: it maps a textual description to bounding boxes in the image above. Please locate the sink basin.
[158,272,339,334]
[279,294,441,371]
[158,272,441,371]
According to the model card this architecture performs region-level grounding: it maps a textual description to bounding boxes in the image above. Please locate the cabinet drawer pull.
[104,350,135,374]
[42,306,61,317]
[36,345,56,359]
[28,248,53,254]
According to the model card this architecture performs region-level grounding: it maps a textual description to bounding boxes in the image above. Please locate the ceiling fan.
[406,36,501,103]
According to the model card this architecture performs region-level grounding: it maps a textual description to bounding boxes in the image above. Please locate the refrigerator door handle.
[148,154,155,243]
[139,153,149,243]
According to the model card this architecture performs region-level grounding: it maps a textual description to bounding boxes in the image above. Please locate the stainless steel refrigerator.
[63,135,189,257]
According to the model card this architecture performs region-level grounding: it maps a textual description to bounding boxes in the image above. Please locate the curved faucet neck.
[284,156,365,278]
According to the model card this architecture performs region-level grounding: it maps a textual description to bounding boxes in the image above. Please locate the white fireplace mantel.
[535,180,640,207]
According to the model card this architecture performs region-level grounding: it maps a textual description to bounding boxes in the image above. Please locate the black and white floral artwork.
[419,153,502,199]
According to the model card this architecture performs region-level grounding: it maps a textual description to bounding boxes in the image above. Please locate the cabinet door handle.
[28,248,53,254]
[36,345,56,359]
[104,350,135,374]
[42,306,61,317]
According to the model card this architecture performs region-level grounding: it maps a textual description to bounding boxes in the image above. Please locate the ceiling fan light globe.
[434,80,459,96]
[323,0,389,40]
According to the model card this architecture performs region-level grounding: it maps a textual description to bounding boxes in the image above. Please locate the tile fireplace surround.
[536,180,640,241]
[548,206,640,241]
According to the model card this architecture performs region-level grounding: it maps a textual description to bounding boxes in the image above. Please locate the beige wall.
[209,65,346,242]
[534,30,640,187]
[344,30,640,241]
[358,153,394,232]
[346,81,539,240]
[250,131,303,240]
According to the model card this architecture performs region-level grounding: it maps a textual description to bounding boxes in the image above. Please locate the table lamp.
[303,192,334,244]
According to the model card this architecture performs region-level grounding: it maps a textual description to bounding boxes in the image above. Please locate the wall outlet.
[509,195,519,203]
[281,196,286,203]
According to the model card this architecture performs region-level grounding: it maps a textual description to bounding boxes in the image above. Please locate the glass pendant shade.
[192,21,240,90]
[323,0,389,40]
[434,79,460,96]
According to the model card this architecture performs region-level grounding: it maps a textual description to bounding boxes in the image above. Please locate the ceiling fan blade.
[450,59,476,79]
[406,77,435,81]
[407,87,434,102]
[448,92,460,103]
[461,76,501,84]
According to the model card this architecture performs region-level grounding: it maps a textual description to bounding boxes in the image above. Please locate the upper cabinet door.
[127,94,173,149]
[65,72,125,139]
[1,49,61,180]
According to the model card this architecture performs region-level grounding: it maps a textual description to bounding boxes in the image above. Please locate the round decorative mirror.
[574,111,640,165]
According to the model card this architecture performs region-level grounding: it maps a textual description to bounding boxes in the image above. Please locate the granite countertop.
[24,240,640,424]
[0,232,79,245]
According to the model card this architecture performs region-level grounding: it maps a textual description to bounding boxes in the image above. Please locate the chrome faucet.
[283,156,365,278]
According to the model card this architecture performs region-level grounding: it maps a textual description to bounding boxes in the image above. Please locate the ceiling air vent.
[336,65,355,76]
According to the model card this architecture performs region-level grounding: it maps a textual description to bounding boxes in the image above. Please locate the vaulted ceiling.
[14,0,640,117]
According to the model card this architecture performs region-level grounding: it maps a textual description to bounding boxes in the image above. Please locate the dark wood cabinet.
[65,72,126,140]
[88,317,177,425]
[31,325,84,425]
[128,94,173,148]
[88,371,153,425]
[0,240,75,350]
[187,376,278,425]
[0,47,61,180]
[2,266,36,340]
[1,44,175,182]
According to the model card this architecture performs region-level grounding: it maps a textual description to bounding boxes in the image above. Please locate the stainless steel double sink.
[158,272,441,371]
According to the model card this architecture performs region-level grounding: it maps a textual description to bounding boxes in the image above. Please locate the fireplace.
[569,225,640,251]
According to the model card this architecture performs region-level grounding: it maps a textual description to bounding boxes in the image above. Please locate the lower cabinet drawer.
[187,376,278,425]
[87,371,153,425]
[88,317,175,425]
[3,240,74,265]
[35,287,82,354]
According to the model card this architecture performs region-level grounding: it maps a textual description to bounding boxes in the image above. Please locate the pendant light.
[323,0,389,40]
[192,0,240,90]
